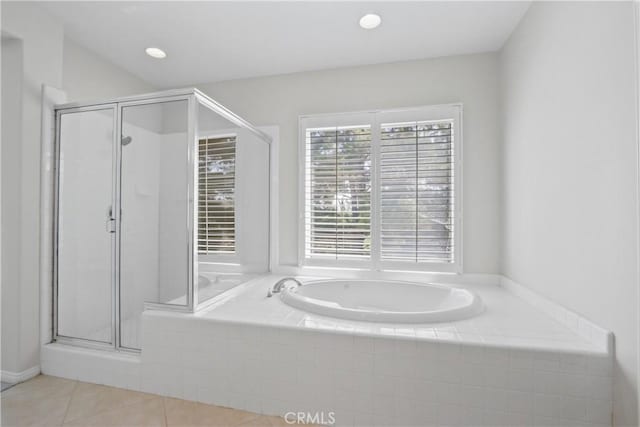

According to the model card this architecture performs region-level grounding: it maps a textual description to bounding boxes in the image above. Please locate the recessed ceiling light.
[359,13,381,30]
[145,47,167,59]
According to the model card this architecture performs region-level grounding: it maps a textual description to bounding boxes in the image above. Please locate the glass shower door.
[56,106,116,344]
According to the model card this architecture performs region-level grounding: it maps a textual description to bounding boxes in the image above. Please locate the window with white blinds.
[304,126,372,260]
[380,121,454,263]
[198,136,236,255]
[300,105,460,272]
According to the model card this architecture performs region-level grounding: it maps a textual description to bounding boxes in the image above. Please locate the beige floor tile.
[1,376,77,427]
[1,376,317,427]
[164,397,260,427]
[64,382,156,422]
[1,393,71,427]
[2,375,77,402]
[63,397,166,427]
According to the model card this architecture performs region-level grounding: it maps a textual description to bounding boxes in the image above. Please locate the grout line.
[61,380,79,425]
[57,378,161,424]
[163,396,169,427]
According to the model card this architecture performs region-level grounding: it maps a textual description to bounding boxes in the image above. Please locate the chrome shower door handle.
[106,206,116,233]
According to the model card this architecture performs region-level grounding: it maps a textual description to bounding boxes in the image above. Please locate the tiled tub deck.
[42,275,613,427]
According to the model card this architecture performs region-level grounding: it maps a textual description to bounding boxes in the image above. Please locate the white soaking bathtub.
[280,279,483,322]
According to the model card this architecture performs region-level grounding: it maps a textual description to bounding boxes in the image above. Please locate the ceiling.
[39,1,530,88]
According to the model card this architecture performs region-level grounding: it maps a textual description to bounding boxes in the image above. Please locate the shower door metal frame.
[52,88,272,352]
[117,94,197,316]
[52,103,119,351]
[52,93,197,353]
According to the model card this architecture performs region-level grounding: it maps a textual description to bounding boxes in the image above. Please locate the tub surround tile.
[39,274,614,427]
[500,276,612,353]
[139,306,612,426]
[43,327,613,427]
[180,275,606,355]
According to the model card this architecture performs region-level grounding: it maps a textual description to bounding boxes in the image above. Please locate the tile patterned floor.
[1,375,305,427]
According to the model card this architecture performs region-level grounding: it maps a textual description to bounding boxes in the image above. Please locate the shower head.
[121,136,133,146]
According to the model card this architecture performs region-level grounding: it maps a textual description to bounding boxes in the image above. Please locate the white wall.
[62,36,155,102]
[0,2,155,376]
[500,2,638,426]
[1,35,25,375]
[195,53,501,272]
[1,1,64,376]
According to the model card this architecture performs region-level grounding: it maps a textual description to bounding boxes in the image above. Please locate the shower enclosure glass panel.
[120,99,190,350]
[195,101,270,307]
[52,88,270,352]
[56,106,116,344]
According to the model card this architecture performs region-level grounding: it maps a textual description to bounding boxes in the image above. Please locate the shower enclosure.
[52,89,271,351]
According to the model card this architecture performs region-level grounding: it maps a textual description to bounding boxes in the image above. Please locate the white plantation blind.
[380,121,455,263]
[301,105,460,271]
[305,126,372,260]
[198,136,236,254]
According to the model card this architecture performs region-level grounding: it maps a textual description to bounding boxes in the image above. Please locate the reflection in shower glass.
[119,100,189,349]
[198,135,236,255]
[195,101,270,306]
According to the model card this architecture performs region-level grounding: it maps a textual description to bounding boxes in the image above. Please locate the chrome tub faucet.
[267,277,302,297]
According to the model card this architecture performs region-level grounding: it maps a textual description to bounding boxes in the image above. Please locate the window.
[380,121,454,263]
[198,135,236,255]
[304,125,372,260]
[300,105,461,272]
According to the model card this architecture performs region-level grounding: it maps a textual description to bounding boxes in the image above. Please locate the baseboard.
[499,275,613,354]
[1,365,40,384]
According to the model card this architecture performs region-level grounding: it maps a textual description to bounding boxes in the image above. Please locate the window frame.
[197,132,241,265]
[298,104,463,273]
